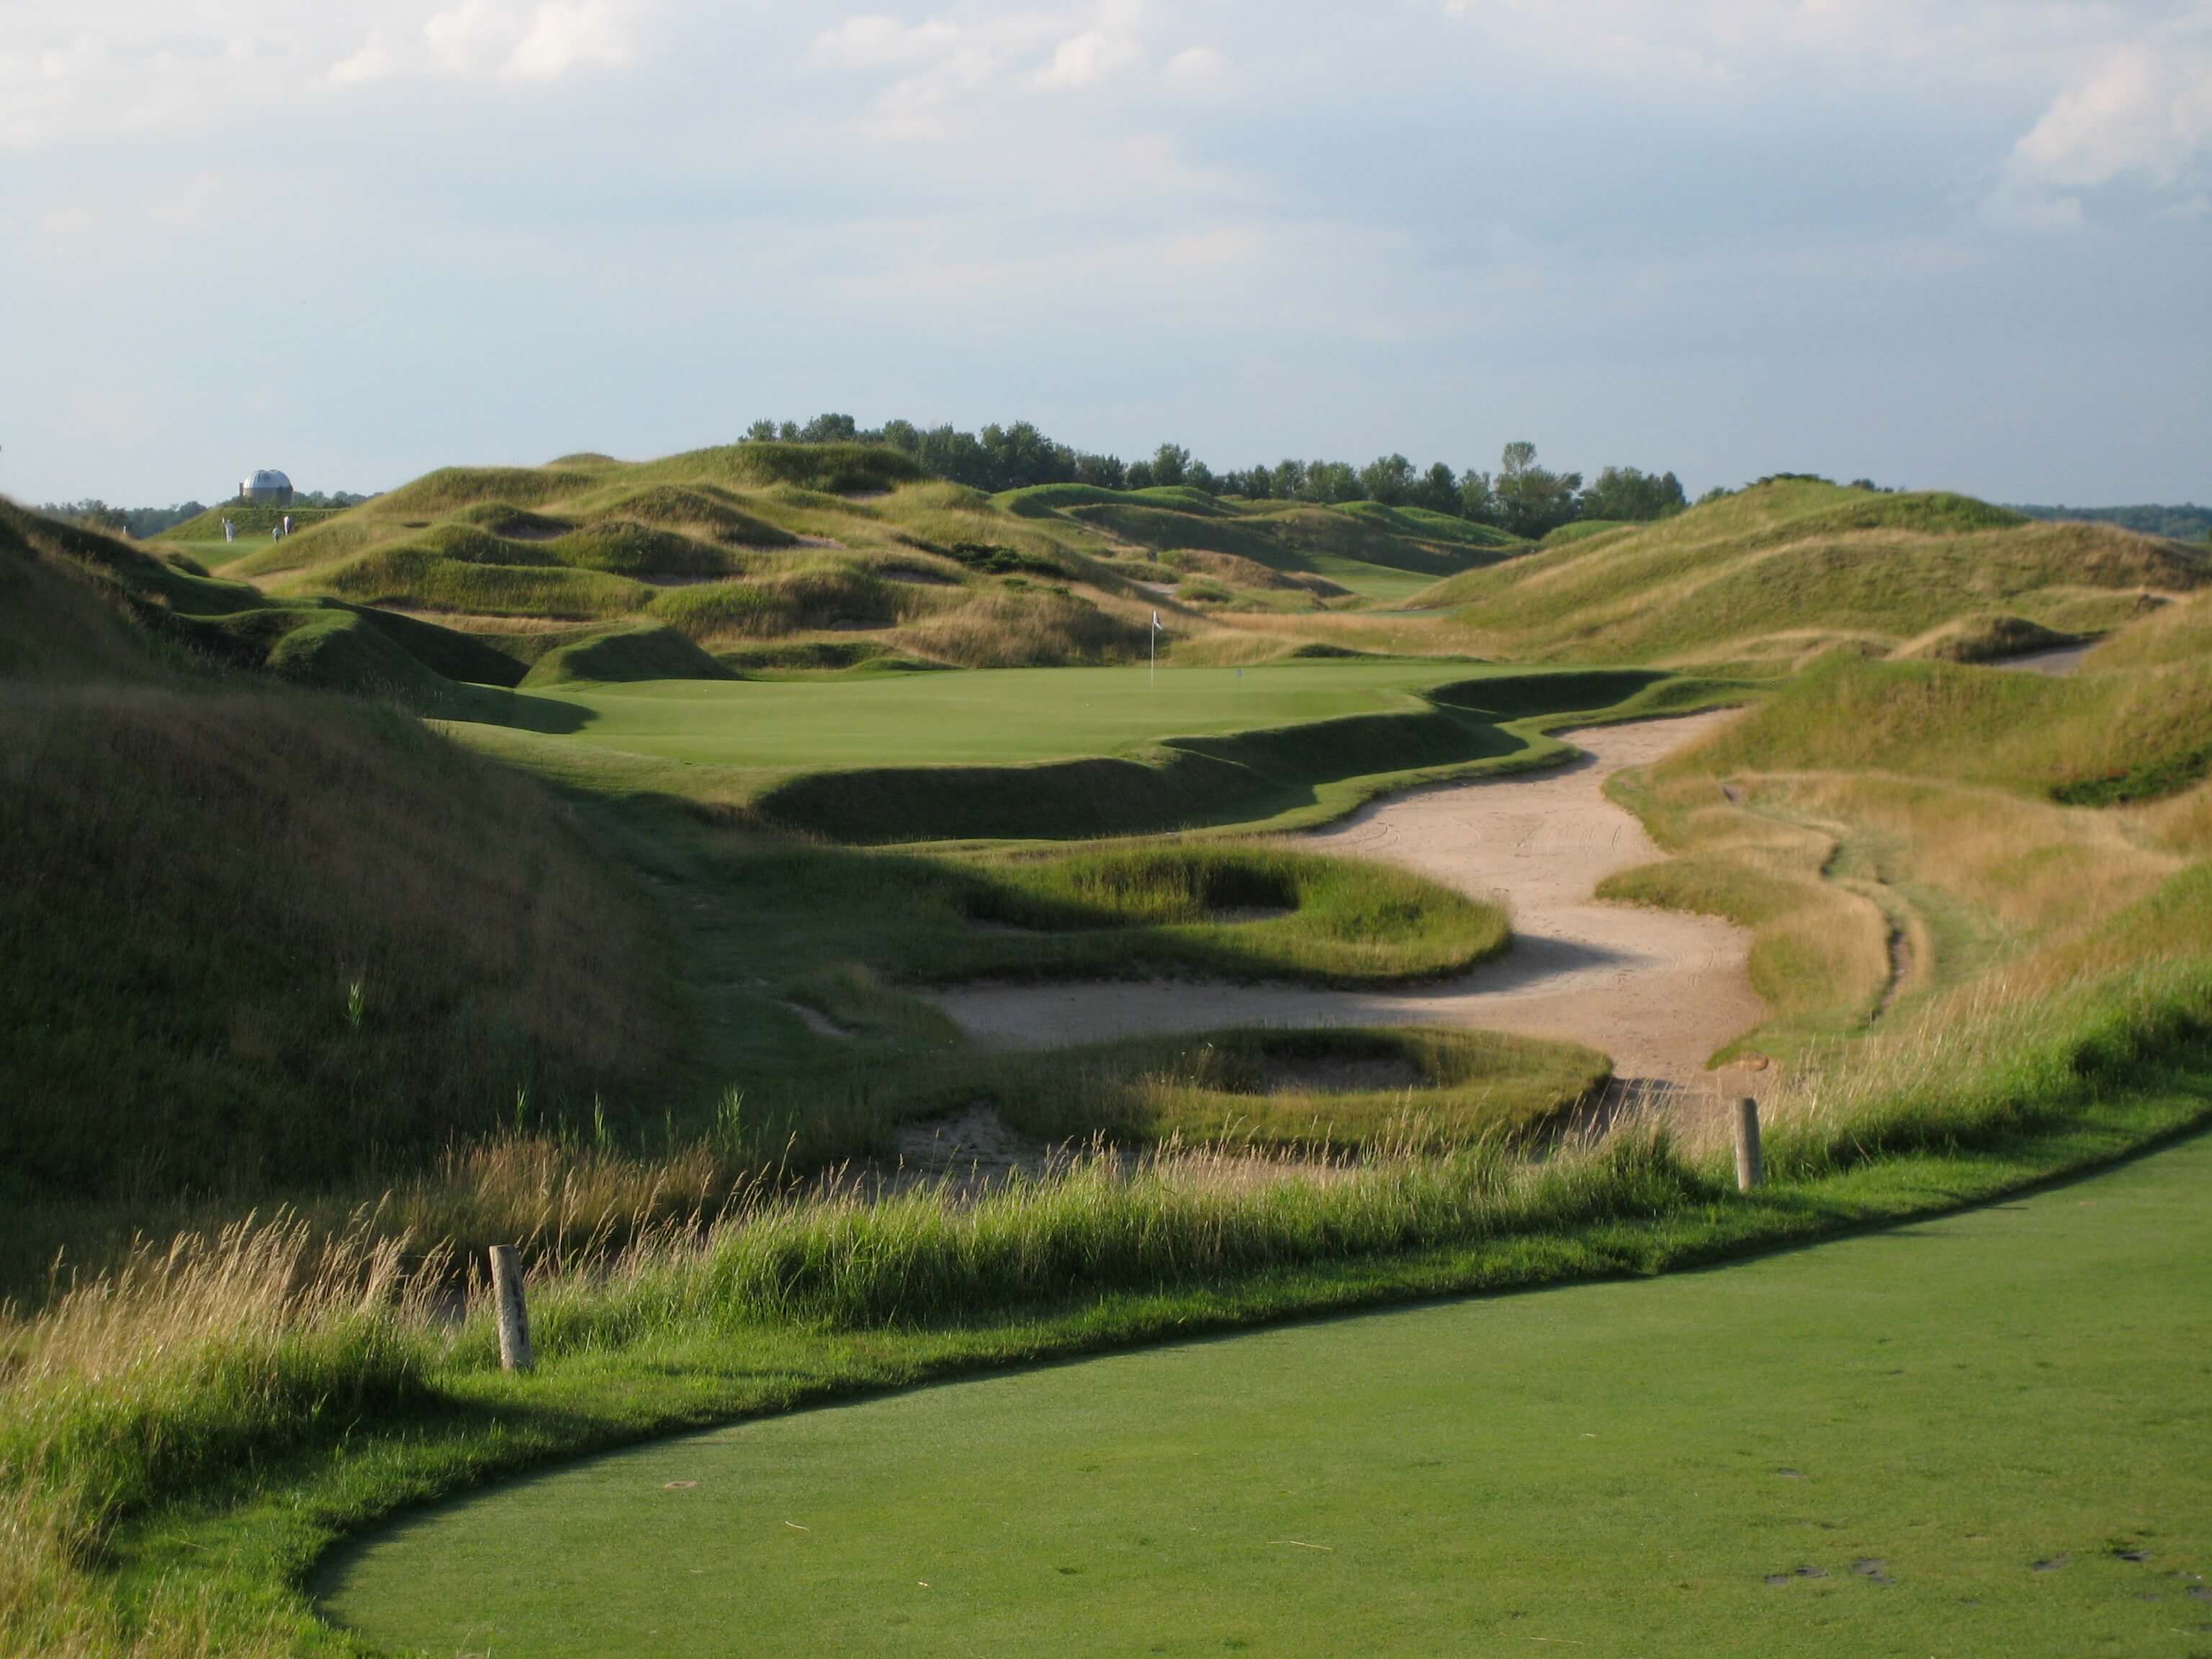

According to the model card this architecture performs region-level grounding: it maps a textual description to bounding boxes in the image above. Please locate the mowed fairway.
[321,1133,2212,1658]
[481,661,1488,768]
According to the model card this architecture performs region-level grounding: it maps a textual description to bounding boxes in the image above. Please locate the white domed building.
[238,469,294,505]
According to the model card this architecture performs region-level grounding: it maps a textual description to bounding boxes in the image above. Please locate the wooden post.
[489,1245,534,1373]
[1732,1096,1764,1192]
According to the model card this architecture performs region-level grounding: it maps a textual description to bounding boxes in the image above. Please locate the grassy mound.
[1891,612,2078,662]
[1684,652,2212,804]
[1413,480,2208,668]
[2086,589,2212,670]
[969,1025,1607,1148]
[0,505,675,1200]
[940,844,1511,984]
[518,621,735,685]
[1599,644,2212,1062]
[0,500,517,706]
[180,453,1529,677]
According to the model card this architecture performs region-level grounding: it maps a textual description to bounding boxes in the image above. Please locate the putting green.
[319,1135,2212,1657]
[473,661,1491,769]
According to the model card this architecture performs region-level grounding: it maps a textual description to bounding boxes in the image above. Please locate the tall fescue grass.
[0,679,673,1198]
[0,1216,448,1659]
[1689,651,2212,803]
[1411,480,2207,667]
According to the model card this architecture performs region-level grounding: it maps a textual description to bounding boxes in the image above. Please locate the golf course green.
[319,1131,2212,1658]
[477,661,1491,769]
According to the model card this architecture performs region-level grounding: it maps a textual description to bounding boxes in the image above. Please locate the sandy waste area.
[924,711,1767,1104]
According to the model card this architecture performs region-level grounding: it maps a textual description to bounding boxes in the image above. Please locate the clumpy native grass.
[0,1215,450,1658]
[527,1125,1705,1346]
[1755,952,2212,1182]
[380,1129,752,1273]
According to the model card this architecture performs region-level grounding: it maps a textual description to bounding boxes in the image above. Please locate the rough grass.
[197,455,1529,680]
[1891,611,2078,662]
[965,1025,1609,1148]
[1680,651,2212,806]
[2085,588,2212,670]
[941,842,1511,984]
[0,678,677,1200]
[1599,647,2212,1066]
[1410,480,2208,668]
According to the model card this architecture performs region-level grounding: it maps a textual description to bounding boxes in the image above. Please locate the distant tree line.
[2008,503,2212,541]
[745,414,1686,539]
[37,500,208,539]
[37,492,372,537]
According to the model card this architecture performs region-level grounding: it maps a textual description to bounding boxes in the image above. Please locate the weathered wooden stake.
[1732,1096,1764,1192]
[489,1244,534,1373]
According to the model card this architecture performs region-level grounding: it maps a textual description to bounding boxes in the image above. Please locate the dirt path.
[925,713,1765,1098]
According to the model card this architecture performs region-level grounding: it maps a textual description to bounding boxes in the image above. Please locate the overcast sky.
[3,1,2207,505]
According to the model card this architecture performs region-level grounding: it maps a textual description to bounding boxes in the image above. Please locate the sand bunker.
[924,713,1764,1097]
[1997,642,2094,677]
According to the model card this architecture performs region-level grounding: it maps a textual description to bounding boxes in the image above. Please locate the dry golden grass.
[1599,771,1893,1033]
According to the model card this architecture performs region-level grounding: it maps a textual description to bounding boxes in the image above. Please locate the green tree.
[1492,442,1582,539]
[1151,444,1191,487]
[1358,454,1416,504]
[1074,451,1127,489]
[1578,466,1686,522]
[1418,462,1460,515]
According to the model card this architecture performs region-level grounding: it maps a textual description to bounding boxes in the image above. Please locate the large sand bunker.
[925,712,1763,1096]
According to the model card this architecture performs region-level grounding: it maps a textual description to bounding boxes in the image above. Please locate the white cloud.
[1036,27,1139,89]
[328,32,396,85]
[426,1,523,76]
[1993,17,2212,226]
[1163,45,1226,90]
[806,2,1179,130]
[505,1,634,79]
[808,14,961,70]
[1161,225,1262,267]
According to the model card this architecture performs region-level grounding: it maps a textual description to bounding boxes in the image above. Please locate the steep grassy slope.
[163,449,1519,677]
[0,505,677,1198]
[1408,480,2206,669]
[2,500,529,709]
[1602,645,2212,1066]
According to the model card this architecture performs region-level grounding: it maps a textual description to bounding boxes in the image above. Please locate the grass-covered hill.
[0,501,677,1199]
[155,444,1525,679]
[1393,478,2209,670]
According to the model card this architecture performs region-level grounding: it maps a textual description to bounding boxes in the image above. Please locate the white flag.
[1152,610,1161,629]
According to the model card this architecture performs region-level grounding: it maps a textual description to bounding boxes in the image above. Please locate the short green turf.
[320,1131,2212,1658]
[478,660,1496,769]
[1294,552,1443,603]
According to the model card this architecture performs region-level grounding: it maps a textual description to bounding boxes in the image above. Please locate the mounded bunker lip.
[922,712,1763,1095]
